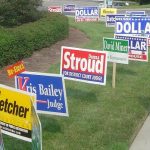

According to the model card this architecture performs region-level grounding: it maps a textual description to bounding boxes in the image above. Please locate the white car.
[113,2,126,8]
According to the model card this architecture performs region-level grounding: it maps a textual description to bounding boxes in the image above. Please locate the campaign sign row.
[75,7,117,20]
[59,37,147,86]
[48,5,100,22]
[60,39,147,84]
[105,10,150,37]
[48,5,117,22]
[0,47,108,149]
[1,9,149,146]
[0,43,148,148]
[105,10,150,47]
[0,74,69,149]
[0,73,69,149]
[106,10,146,27]
[48,4,76,13]
[1,42,148,146]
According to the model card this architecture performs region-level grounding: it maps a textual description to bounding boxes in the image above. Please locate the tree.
[116,0,150,5]
[139,0,150,5]
[0,0,42,27]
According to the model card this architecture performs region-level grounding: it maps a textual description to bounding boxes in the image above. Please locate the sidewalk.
[129,114,150,150]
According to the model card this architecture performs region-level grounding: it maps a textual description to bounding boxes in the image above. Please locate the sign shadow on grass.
[67,87,98,103]
[39,116,62,133]
[117,66,137,75]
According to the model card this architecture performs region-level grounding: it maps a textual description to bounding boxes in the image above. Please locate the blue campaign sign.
[114,35,147,51]
[106,14,125,27]
[115,17,150,37]
[15,72,68,117]
[75,6,99,22]
[126,11,145,16]
[115,34,148,61]
[63,4,76,12]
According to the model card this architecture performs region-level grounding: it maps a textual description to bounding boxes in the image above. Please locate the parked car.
[113,2,126,8]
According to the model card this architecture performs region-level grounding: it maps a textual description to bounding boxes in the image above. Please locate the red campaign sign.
[6,61,26,78]
[76,18,99,22]
[129,53,147,60]
[48,6,62,13]
[60,46,107,85]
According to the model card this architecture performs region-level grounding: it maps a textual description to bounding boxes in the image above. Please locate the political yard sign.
[106,14,125,27]
[103,38,129,64]
[115,35,148,62]
[100,8,117,17]
[15,72,68,117]
[75,6,99,22]
[0,84,35,142]
[48,6,62,13]
[126,11,145,16]
[6,61,26,78]
[63,4,76,13]
[115,17,150,37]
[60,46,107,85]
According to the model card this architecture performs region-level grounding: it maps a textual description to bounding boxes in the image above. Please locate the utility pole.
[104,0,107,8]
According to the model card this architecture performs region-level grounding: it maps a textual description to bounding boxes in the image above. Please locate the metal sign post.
[112,62,116,88]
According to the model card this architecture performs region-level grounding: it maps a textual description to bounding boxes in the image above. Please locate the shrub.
[0,0,42,27]
[0,12,69,68]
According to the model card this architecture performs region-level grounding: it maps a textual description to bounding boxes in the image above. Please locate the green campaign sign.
[103,37,129,64]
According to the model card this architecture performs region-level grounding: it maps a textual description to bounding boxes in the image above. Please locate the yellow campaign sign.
[0,84,36,142]
[100,8,117,17]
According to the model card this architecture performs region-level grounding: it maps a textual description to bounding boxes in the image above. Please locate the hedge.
[0,12,69,68]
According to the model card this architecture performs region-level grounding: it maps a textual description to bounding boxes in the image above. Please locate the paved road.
[129,115,150,150]
[40,0,99,11]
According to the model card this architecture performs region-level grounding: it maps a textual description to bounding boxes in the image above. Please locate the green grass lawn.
[3,18,150,150]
